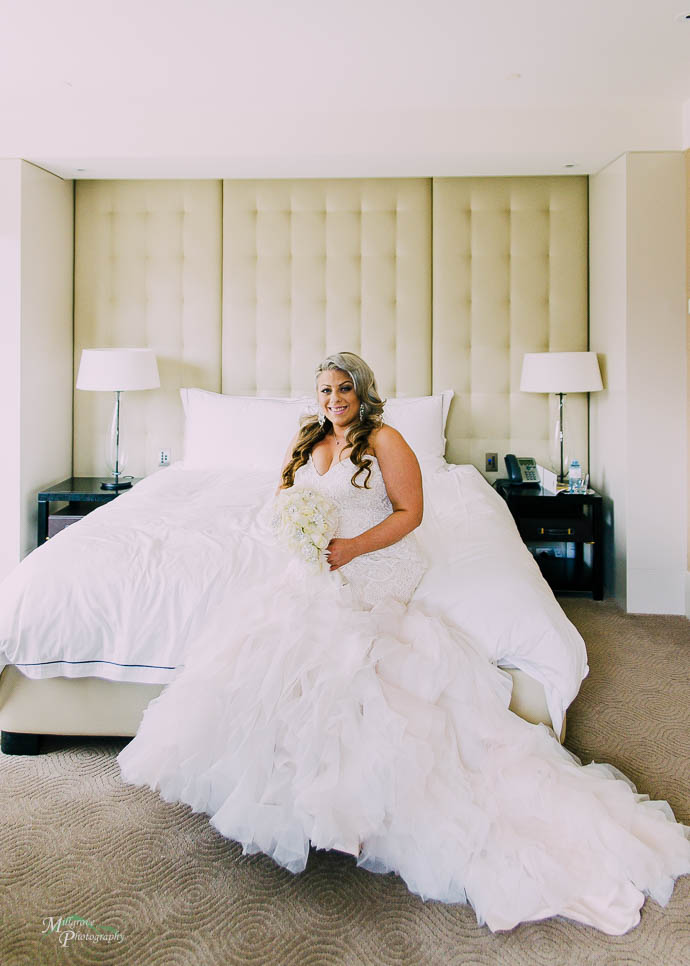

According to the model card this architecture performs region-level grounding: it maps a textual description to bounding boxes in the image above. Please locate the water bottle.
[568,459,582,493]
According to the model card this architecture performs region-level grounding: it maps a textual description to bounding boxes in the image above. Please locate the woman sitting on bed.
[119,350,690,936]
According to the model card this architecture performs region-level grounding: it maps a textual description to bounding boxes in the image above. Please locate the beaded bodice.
[294,455,426,608]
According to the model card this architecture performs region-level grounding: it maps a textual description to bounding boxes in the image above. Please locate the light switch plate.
[485,452,498,472]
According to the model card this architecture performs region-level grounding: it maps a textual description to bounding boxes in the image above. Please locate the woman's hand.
[325,538,359,571]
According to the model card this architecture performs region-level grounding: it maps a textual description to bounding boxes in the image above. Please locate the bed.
[0,389,586,753]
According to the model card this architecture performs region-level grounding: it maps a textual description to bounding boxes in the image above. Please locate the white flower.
[272,486,339,572]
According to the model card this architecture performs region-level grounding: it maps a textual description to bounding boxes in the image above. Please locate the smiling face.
[316,368,360,431]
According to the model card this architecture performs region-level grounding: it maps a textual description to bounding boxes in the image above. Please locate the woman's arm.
[326,426,423,571]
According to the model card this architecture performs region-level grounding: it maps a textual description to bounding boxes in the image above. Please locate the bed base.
[0,664,566,755]
[1,730,40,755]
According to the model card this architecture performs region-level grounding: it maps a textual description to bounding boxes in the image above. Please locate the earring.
[359,403,365,421]
[317,411,326,427]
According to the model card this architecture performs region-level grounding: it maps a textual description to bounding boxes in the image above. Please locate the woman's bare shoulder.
[370,423,410,455]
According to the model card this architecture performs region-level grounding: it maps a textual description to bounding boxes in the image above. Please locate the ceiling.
[2,0,689,179]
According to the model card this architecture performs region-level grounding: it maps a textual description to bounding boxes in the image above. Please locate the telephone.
[504,454,541,486]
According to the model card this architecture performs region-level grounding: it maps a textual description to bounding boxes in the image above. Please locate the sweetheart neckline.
[309,453,379,478]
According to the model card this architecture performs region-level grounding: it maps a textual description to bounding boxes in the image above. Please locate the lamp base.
[101,478,133,491]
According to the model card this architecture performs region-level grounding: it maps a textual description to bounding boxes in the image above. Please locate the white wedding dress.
[118,455,690,934]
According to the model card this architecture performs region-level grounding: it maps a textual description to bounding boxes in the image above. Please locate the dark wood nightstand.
[37,477,142,547]
[494,479,604,600]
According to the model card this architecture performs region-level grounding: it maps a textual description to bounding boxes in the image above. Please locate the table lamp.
[520,351,603,483]
[76,348,160,490]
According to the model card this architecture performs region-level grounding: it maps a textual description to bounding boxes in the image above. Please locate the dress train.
[118,456,690,934]
[118,566,690,934]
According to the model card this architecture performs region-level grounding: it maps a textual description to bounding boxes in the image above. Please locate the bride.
[118,351,690,935]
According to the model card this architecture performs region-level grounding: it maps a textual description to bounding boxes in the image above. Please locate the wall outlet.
[159,449,170,467]
[485,452,498,472]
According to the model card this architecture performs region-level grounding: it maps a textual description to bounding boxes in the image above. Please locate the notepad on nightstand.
[537,464,558,493]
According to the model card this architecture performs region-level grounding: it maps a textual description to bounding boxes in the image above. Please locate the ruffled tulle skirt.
[118,565,690,935]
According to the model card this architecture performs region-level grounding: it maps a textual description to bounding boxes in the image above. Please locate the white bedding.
[0,461,587,733]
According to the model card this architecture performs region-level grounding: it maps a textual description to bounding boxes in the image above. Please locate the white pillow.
[180,388,312,472]
[383,391,454,460]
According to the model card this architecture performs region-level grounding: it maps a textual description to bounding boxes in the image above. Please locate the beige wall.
[687,150,690,593]
[590,152,687,615]
[0,161,23,580]
[0,161,73,579]
[19,163,74,557]
[589,155,627,604]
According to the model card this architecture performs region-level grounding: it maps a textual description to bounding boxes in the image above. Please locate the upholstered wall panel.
[72,176,588,481]
[433,177,589,475]
[74,181,222,476]
[222,179,431,397]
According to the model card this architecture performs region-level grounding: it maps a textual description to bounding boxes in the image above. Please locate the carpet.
[1,599,688,966]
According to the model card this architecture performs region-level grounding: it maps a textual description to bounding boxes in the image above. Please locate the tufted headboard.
[74,176,588,479]
[221,179,431,398]
[432,177,588,468]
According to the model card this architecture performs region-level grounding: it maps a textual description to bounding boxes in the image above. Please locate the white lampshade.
[520,352,603,394]
[76,348,160,392]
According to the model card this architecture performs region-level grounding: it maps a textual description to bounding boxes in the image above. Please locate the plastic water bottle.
[568,459,582,493]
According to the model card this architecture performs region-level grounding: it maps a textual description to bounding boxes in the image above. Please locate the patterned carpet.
[0,599,688,966]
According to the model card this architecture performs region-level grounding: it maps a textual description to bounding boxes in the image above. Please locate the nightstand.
[37,477,141,547]
[494,480,604,600]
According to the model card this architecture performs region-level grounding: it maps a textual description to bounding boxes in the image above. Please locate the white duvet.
[0,461,587,731]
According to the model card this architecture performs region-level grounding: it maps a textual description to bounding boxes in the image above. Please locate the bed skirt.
[0,665,567,745]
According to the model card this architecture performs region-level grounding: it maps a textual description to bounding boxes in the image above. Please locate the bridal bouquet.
[272,487,339,572]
